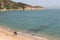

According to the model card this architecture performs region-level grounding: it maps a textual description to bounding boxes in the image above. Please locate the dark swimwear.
[14,31,17,35]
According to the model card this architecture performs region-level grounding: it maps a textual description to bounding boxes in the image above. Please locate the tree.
[22,4,26,10]
[4,3,10,9]
[18,2,26,10]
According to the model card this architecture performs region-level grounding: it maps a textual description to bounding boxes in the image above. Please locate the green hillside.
[0,0,27,9]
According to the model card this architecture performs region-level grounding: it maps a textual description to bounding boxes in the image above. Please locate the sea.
[0,9,60,40]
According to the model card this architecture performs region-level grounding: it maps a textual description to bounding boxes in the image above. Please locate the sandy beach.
[0,26,47,40]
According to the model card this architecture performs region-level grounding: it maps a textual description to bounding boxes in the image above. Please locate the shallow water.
[0,9,60,40]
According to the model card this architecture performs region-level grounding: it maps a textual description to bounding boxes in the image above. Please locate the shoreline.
[0,25,48,40]
[0,25,60,40]
[0,8,45,12]
[0,9,20,11]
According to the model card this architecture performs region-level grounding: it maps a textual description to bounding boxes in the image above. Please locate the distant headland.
[0,0,44,11]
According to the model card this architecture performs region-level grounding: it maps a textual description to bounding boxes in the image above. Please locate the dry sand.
[0,26,47,40]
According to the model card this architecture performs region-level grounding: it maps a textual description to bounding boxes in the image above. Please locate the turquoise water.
[0,9,60,37]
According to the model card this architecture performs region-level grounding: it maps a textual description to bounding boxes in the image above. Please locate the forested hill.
[0,0,29,9]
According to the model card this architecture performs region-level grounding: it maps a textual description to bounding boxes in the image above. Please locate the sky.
[12,0,60,9]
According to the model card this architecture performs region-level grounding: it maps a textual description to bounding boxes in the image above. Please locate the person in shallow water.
[14,31,17,35]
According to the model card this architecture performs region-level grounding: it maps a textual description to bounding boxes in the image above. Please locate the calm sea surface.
[0,9,60,38]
